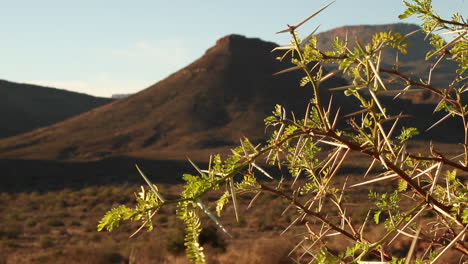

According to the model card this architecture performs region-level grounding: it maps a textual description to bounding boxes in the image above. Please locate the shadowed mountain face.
[310,23,459,98]
[0,157,197,192]
[0,35,348,161]
[0,80,113,139]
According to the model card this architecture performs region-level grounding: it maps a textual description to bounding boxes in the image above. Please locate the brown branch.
[378,68,467,117]
[258,182,392,260]
[313,130,458,218]
[455,240,468,255]
[408,153,468,173]
[318,51,348,61]
[295,127,454,213]
[378,68,444,96]
[317,48,461,108]
[259,182,357,241]
[429,13,468,28]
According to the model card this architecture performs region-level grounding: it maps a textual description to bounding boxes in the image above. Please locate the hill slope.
[0,80,113,139]
[0,35,347,161]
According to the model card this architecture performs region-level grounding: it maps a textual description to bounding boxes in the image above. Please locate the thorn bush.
[99,1,467,263]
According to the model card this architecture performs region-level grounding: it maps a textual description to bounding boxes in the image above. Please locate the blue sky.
[0,0,466,97]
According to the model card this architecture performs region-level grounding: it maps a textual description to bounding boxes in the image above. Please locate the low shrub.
[165,229,186,256]
[46,219,65,227]
[38,236,54,249]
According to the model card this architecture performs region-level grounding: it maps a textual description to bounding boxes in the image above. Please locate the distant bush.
[55,246,127,264]
[0,225,22,239]
[165,228,186,256]
[70,220,82,227]
[99,1,467,263]
[38,236,54,249]
[198,225,227,252]
[2,241,21,249]
[46,219,65,227]
[87,233,102,242]
[25,218,38,227]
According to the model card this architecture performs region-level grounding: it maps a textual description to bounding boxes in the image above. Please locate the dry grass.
[0,184,274,263]
[0,160,465,264]
[0,181,321,263]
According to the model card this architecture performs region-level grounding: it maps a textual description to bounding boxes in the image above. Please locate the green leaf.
[264,115,278,126]
[373,210,382,224]
[391,257,406,264]
[398,179,408,192]
[273,104,284,118]
[300,76,310,86]
[216,191,230,217]
[398,10,412,19]
[397,127,419,142]
[462,208,468,224]
[177,202,206,264]
[97,205,133,232]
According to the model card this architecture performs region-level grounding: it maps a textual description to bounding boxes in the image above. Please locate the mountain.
[0,35,348,161]
[0,80,113,139]
[308,23,459,100]
[0,34,462,191]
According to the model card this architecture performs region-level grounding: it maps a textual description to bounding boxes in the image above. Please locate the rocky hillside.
[0,35,347,161]
[1,32,462,163]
